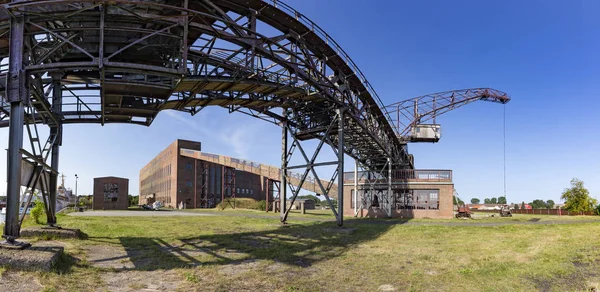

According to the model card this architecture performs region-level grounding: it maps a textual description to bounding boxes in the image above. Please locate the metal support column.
[337,108,345,226]
[194,160,197,208]
[387,157,392,218]
[47,75,62,226]
[265,179,269,212]
[354,160,358,216]
[3,15,27,244]
[220,165,225,209]
[280,118,288,223]
[5,104,25,242]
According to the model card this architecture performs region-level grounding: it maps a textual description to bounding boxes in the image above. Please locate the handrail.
[263,0,397,134]
[343,169,452,182]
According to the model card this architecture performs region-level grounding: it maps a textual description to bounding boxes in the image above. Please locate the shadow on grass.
[89,219,407,271]
[289,210,335,217]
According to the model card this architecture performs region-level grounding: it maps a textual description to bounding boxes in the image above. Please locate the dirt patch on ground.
[100,270,182,292]
[0,271,43,291]
[218,259,261,276]
[86,245,138,270]
[529,260,600,291]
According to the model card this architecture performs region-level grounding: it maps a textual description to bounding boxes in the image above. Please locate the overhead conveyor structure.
[0,0,510,245]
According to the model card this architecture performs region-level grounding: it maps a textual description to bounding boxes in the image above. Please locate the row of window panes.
[140,164,171,188]
[236,188,253,195]
[351,189,440,210]
[143,149,172,174]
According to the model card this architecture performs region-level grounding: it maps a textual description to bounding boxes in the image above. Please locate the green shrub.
[30,199,45,224]
[256,200,267,211]
[216,198,265,210]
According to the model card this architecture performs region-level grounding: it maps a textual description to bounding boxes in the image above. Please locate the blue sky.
[1,0,599,204]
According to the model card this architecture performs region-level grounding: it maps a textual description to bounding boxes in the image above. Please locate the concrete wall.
[343,183,454,219]
[93,177,129,210]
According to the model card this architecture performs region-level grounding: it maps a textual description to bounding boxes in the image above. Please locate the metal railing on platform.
[343,169,452,183]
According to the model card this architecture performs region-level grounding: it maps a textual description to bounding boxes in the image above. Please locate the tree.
[78,195,93,208]
[453,195,464,206]
[329,199,338,208]
[530,199,547,209]
[498,196,507,204]
[30,198,45,224]
[513,203,519,210]
[484,198,491,204]
[561,178,597,213]
[546,200,555,209]
[471,198,480,204]
[490,197,497,204]
[128,194,139,206]
[521,202,526,209]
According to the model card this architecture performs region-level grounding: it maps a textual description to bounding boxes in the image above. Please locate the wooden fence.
[472,209,598,216]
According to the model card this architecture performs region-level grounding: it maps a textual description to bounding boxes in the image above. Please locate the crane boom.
[386,88,510,142]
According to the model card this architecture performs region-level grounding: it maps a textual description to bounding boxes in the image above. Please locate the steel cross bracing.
[386,88,510,141]
[279,108,346,226]
[0,0,410,169]
[352,159,394,218]
[0,0,412,240]
[220,166,236,209]
[265,178,280,212]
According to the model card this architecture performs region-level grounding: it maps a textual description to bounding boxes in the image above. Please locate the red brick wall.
[343,183,454,219]
[93,177,129,210]
[140,139,270,209]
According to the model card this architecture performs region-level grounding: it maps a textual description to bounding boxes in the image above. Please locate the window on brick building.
[393,189,439,210]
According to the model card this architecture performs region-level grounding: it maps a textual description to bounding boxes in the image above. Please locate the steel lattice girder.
[386,88,511,139]
[0,0,412,171]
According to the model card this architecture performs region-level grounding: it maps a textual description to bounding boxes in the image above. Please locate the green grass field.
[11,211,600,291]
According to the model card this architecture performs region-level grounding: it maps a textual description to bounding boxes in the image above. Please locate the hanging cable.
[503,104,507,201]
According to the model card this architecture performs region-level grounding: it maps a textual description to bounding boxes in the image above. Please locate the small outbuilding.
[93,177,129,210]
[287,199,316,210]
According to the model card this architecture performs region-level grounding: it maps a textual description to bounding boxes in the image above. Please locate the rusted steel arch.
[0,0,410,169]
[0,0,426,237]
[386,88,511,140]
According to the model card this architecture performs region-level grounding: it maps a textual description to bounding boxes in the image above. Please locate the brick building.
[343,170,454,219]
[93,176,129,210]
[139,139,280,209]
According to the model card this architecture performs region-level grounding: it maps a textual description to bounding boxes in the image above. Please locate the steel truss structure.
[0,0,509,243]
[265,178,280,212]
[387,88,510,141]
[220,165,236,209]
[194,159,211,208]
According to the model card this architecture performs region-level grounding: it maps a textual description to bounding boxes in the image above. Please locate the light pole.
[75,174,78,197]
